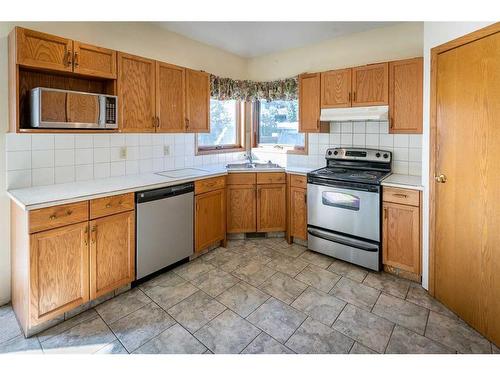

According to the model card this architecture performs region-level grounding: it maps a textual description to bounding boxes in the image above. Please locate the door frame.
[428,22,499,296]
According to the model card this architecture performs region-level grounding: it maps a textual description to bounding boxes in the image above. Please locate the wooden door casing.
[16,27,73,72]
[195,189,226,252]
[226,184,256,233]
[156,62,186,133]
[389,57,423,133]
[290,187,307,240]
[432,28,500,346]
[185,69,210,133]
[321,69,352,108]
[73,42,117,79]
[352,63,388,107]
[90,211,135,299]
[29,222,89,324]
[257,184,286,232]
[117,52,156,132]
[382,202,420,275]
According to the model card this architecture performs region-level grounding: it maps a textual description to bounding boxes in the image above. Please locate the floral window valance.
[210,74,298,102]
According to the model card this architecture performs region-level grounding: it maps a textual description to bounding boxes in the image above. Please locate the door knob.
[435,174,447,183]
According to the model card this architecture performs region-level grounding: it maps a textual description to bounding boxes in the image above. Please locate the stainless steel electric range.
[307,147,392,271]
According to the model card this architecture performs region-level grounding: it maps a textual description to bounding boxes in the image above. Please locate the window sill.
[196,147,245,156]
[253,145,308,156]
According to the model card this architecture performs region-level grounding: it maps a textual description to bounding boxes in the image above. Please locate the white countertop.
[381,174,423,191]
[7,165,315,211]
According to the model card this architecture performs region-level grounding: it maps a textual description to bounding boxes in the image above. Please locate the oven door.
[307,181,380,241]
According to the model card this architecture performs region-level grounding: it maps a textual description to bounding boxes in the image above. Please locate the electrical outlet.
[120,146,127,159]
[163,145,170,156]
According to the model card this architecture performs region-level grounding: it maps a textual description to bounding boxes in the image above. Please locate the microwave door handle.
[98,96,106,128]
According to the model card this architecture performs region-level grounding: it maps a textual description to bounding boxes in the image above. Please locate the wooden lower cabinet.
[289,186,307,240]
[195,188,226,252]
[257,184,286,232]
[382,188,421,278]
[90,211,135,299]
[29,222,90,324]
[227,184,256,233]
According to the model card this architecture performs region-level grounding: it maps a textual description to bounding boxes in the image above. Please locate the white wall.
[246,23,423,81]
[420,22,495,289]
[0,22,248,305]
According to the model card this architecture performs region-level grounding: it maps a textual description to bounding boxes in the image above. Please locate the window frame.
[252,100,307,155]
[196,99,245,155]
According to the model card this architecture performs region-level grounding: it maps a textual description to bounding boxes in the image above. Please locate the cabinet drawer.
[90,193,135,219]
[290,174,307,189]
[29,201,89,233]
[383,187,420,207]
[257,172,286,184]
[195,176,226,195]
[227,173,256,185]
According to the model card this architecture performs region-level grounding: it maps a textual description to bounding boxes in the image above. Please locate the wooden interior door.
[117,52,156,132]
[16,27,73,72]
[226,184,256,233]
[321,69,352,108]
[433,29,500,346]
[156,62,186,132]
[290,187,307,240]
[382,202,420,274]
[185,69,210,132]
[298,73,321,132]
[90,211,135,299]
[73,41,117,79]
[29,222,89,323]
[257,184,286,232]
[389,57,423,133]
[195,189,226,252]
[352,63,388,106]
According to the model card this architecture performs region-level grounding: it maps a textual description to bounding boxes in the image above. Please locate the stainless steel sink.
[226,161,282,170]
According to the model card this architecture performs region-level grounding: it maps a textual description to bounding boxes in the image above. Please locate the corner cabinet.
[382,187,421,281]
[299,73,329,133]
[185,69,210,133]
[11,193,135,336]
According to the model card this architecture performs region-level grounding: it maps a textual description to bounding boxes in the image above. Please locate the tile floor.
[0,238,498,354]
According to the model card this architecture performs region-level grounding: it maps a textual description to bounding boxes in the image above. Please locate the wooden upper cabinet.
[73,41,117,79]
[352,62,388,107]
[299,73,321,132]
[257,184,286,232]
[185,69,210,133]
[156,62,186,132]
[15,27,73,73]
[389,57,423,134]
[118,52,156,132]
[195,189,226,252]
[90,211,135,299]
[321,69,352,108]
[29,222,89,324]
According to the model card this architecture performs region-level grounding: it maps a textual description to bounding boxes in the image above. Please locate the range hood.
[320,105,389,122]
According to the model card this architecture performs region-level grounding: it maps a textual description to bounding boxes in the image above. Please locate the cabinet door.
[298,73,321,132]
[73,41,117,79]
[16,27,73,72]
[257,184,286,232]
[227,184,256,233]
[117,52,156,132]
[321,69,352,108]
[30,222,89,324]
[382,202,420,275]
[90,211,135,299]
[185,69,210,133]
[195,189,226,252]
[352,63,388,107]
[290,187,307,240]
[156,62,186,132]
[389,57,423,134]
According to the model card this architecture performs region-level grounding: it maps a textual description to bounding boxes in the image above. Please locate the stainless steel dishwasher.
[135,182,194,280]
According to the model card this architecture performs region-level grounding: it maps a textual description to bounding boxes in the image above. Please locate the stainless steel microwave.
[30,87,118,129]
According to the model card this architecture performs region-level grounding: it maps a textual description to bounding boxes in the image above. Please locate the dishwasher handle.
[136,182,194,203]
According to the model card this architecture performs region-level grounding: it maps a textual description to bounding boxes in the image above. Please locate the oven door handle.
[307,228,379,252]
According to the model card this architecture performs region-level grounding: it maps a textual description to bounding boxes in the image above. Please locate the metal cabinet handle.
[348,92,351,102]
[353,92,356,102]
[66,210,73,215]
[106,203,112,208]
[49,214,57,220]
[91,226,97,244]
[393,193,408,198]
[73,51,79,67]
[64,49,72,67]
[383,207,388,219]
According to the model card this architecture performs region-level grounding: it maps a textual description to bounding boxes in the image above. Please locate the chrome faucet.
[245,153,253,164]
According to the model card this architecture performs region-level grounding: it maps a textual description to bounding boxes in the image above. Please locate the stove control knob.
[383,153,389,159]
[333,150,339,156]
[327,150,332,156]
[375,152,381,158]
